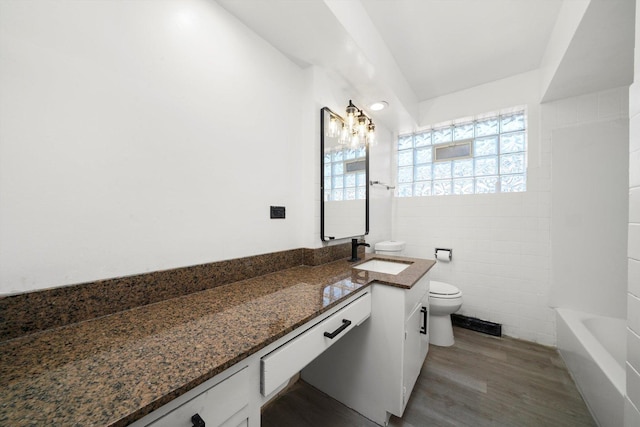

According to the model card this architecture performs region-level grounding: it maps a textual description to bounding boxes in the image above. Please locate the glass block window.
[324,146,367,201]
[396,109,527,197]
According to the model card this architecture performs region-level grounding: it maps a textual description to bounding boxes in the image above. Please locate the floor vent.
[451,314,502,337]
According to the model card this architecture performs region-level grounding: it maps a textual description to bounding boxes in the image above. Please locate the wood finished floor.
[261,327,596,427]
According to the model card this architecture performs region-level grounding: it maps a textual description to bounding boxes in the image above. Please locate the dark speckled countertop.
[0,254,434,426]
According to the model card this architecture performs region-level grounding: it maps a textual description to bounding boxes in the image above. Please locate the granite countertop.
[0,254,434,426]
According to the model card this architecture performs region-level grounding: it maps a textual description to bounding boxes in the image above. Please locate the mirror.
[321,107,369,241]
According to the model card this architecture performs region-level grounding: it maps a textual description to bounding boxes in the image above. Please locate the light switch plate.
[270,206,285,219]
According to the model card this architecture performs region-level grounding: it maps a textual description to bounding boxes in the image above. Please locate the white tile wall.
[631,188,640,224]
[628,363,640,419]
[630,294,640,336]
[546,86,630,326]
[631,225,640,262]
[577,93,599,123]
[629,328,640,375]
[394,191,555,345]
[630,112,640,153]
[626,9,640,422]
[632,149,640,188]
[393,86,630,346]
[625,397,640,427]
[630,259,640,298]
[550,116,629,318]
[600,87,629,120]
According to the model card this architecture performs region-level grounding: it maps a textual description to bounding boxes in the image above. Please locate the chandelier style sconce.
[327,100,376,148]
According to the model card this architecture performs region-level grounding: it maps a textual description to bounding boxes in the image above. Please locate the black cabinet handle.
[192,413,205,427]
[324,319,352,339]
[420,307,428,335]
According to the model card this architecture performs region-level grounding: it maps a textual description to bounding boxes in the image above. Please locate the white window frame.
[396,108,527,197]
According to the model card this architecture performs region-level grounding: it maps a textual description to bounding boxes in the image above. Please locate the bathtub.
[556,308,626,427]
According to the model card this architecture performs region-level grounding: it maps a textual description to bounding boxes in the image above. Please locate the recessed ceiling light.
[369,101,388,111]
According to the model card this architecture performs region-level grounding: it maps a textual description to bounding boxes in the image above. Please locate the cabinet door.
[219,412,248,427]
[420,304,429,361]
[402,303,425,412]
[404,276,428,318]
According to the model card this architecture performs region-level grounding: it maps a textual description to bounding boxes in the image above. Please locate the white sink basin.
[354,259,410,275]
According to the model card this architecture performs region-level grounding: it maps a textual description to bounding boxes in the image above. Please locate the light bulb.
[347,112,355,132]
[367,125,376,146]
[328,116,339,137]
[339,124,349,145]
[345,101,358,133]
[350,133,360,148]
[357,115,367,138]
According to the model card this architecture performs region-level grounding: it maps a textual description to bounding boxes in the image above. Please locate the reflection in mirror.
[321,107,369,241]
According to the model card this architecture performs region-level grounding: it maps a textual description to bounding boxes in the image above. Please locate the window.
[396,109,527,197]
[324,146,367,201]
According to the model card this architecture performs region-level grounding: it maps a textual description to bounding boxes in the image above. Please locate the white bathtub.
[556,308,626,427]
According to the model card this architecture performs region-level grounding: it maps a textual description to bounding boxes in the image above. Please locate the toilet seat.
[429,281,462,299]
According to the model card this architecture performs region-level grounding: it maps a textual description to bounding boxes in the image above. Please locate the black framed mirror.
[320,107,369,241]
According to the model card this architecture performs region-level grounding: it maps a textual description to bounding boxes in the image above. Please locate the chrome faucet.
[349,238,370,262]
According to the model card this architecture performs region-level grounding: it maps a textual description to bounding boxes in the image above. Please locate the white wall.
[0,0,393,296]
[395,71,555,344]
[418,71,540,130]
[397,67,631,345]
[550,117,628,317]
[0,0,306,294]
[545,88,629,321]
[309,67,393,248]
[625,2,640,424]
[539,0,590,101]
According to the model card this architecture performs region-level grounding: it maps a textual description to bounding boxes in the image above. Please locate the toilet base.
[429,314,455,347]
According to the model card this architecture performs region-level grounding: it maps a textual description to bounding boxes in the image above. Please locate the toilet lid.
[430,281,460,296]
[375,241,405,251]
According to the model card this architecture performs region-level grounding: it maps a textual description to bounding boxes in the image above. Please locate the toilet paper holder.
[435,248,452,261]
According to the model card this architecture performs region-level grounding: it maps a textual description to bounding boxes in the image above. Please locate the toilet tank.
[374,241,405,256]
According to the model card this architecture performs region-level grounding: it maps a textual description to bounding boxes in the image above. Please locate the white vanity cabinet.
[260,292,372,396]
[128,290,372,427]
[302,274,430,426]
[131,366,249,427]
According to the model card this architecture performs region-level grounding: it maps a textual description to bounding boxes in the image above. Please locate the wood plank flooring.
[261,327,596,427]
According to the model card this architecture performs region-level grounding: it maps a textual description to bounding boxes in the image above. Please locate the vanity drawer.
[261,291,371,396]
[145,367,248,427]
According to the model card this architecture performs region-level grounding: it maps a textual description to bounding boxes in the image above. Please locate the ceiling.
[217,0,634,129]
[360,0,563,101]
[542,0,635,102]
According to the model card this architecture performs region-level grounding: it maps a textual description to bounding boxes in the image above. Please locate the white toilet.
[373,241,463,347]
[429,280,463,347]
[374,240,406,256]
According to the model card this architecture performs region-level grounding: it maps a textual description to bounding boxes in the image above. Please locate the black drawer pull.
[324,319,352,339]
[420,307,428,335]
[192,413,205,427]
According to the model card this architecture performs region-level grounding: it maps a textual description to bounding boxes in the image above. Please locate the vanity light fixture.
[339,100,377,148]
